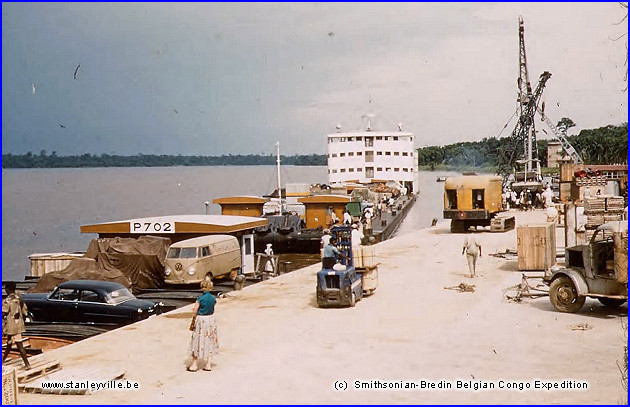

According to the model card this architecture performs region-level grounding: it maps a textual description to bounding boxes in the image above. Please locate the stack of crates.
[584,196,625,241]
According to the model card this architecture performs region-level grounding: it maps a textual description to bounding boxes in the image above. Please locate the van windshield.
[167,247,197,259]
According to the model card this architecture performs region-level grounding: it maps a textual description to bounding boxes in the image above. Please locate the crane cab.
[443,175,507,233]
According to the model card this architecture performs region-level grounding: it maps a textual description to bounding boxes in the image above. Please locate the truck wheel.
[597,297,627,308]
[350,292,356,307]
[549,276,585,313]
[450,220,465,233]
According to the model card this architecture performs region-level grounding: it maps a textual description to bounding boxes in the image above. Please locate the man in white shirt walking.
[462,234,482,278]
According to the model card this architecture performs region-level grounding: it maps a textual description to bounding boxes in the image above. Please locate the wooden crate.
[2,367,18,404]
[28,253,84,277]
[490,216,515,232]
[517,224,556,271]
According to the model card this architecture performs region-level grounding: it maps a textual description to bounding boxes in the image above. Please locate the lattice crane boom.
[497,17,550,185]
[536,108,584,164]
[498,71,552,180]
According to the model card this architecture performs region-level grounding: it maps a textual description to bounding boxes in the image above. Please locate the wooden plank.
[16,360,62,384]
[21,367,125,395]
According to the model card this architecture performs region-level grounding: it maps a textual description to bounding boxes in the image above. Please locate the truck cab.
[316,226,363,307]
[544,221,627,313]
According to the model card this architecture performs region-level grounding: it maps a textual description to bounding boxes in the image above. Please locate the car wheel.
[597,297,627,308]
[549,276,585,313]
[350,292,356,307]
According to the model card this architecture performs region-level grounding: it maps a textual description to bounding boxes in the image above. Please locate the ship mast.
[275,141,283,213]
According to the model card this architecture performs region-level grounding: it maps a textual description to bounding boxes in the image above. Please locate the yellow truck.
[443,175,513,233]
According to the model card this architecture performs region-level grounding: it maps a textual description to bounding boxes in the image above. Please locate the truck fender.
[551,269,589,297]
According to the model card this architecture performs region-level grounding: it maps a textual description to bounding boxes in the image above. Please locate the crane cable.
[495,107,519,139]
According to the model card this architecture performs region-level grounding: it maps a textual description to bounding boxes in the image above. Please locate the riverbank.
[17,209,627,404]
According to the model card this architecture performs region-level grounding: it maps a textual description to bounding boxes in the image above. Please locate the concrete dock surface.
[18,210,627,404]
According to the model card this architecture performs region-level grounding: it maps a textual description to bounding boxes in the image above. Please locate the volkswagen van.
[164,235,241,284]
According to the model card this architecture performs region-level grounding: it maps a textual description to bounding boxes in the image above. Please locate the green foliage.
[1,153,327,168]
[556,117,576,134]
[2,123,625,169]
[567,123,628,164]
[416,123,627,169]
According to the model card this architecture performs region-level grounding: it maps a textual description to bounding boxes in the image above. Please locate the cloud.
[2,3,626,156]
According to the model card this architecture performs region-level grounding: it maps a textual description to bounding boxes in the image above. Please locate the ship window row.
[328,168,413,174]
[328,136,413,145]
[328,151,409,158]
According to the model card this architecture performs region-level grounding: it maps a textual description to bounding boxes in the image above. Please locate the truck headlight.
[187,267,196,276]
[164,267,172,276]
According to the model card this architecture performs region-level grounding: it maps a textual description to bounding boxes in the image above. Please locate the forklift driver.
[322,237,349,269]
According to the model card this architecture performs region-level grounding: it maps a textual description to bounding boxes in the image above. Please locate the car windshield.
[103,288,135,305]
[167,247,197,259]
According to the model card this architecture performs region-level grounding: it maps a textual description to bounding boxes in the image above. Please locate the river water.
[2,166,458,280]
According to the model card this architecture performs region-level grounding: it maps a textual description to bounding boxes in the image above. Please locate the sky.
[2,2,628,156]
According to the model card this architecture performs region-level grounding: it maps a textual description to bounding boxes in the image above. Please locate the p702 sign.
[130,221,174,234]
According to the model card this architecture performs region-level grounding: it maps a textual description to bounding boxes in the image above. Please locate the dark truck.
[544,221,627,313]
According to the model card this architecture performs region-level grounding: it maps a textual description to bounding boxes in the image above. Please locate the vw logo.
[175,262,183,271]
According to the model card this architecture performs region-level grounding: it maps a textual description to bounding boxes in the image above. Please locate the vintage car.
[21,280,163,325]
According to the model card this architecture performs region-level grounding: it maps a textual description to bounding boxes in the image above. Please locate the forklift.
[316,225,378,307]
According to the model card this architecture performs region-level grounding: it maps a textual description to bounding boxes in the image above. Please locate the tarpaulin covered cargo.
[86,236,170,289]
[29,236,171,293]
[29,257,131,293]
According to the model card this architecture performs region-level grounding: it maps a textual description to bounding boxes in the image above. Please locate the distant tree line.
[3,122,626,169]
[417,122,628,168]
[1,152,327,168]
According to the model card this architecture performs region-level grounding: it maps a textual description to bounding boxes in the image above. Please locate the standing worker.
[462,235,482,278]
[363,207,373,230]
[2,282,30,368]
[328,206,339,226]
[320,229,331,258]
[542,185,554,208]
[343,209,352,225]
[351,223,364,248]
[264,243,276,273]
